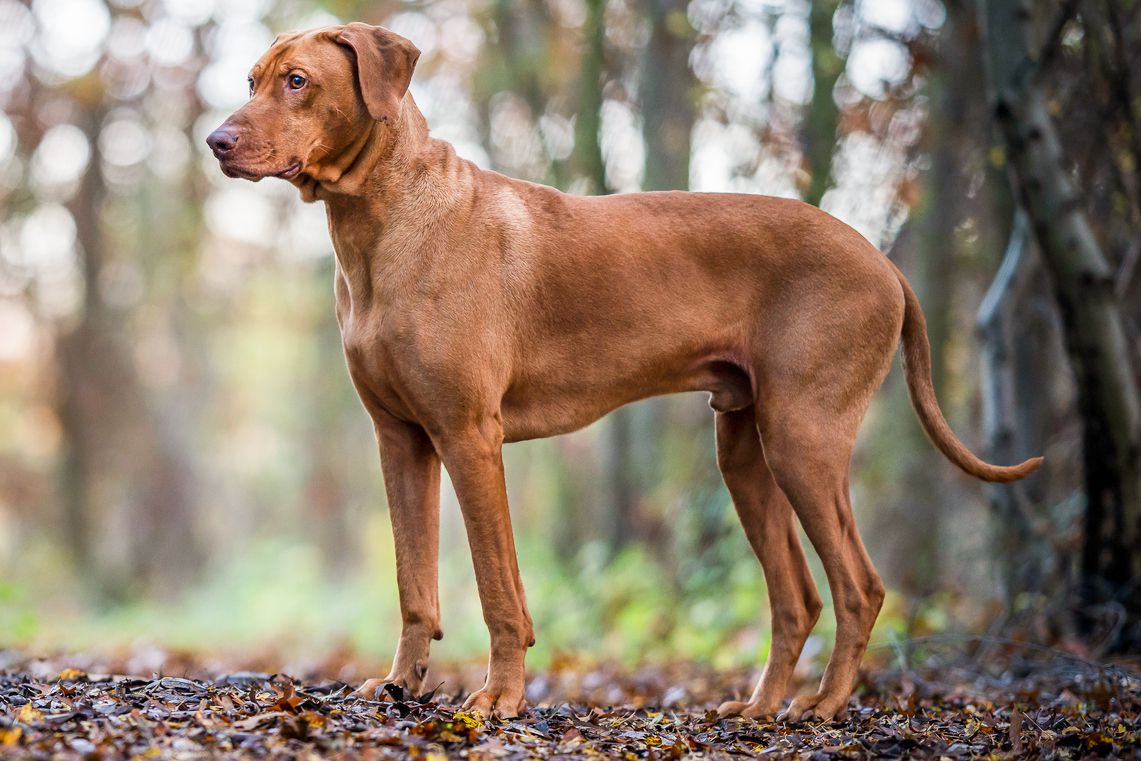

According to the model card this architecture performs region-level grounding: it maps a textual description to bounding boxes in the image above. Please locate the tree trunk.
[57,104,197,599]
[574,0,608,196]
[803,0,841,207]
[641,0,693,192]
[979,0,1141,649]
[572,0,639,556]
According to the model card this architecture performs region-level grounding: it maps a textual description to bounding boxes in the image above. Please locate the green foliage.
[0,581,37,643]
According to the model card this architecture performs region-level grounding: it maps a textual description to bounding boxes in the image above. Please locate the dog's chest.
[339,319,421,422]
[333,265,418,420]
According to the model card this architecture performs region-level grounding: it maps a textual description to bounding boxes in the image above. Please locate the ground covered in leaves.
[0,643,1137,758]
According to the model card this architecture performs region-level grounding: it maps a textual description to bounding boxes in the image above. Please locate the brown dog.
[207,23,1042,721]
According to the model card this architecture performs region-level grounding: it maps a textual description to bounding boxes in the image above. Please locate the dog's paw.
[351,675,424,702]
[777,693,849,723]
[351,678,394,701]
[462,687,525,719]
[716,699,781,720]
[351,659,431,702]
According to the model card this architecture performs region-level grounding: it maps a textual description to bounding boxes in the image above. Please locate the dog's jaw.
[218,159,302,182]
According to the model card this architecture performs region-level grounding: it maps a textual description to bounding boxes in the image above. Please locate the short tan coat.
[208,24,1040,721]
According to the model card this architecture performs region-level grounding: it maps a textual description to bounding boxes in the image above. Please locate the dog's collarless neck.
[303,96,431,203]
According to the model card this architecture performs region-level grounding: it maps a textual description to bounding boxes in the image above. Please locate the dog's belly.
[499,356,754,442]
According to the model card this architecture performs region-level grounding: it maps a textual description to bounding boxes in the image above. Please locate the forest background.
[0,0,1138,680]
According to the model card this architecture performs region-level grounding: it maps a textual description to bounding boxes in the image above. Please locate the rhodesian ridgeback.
[207,23,1042,721]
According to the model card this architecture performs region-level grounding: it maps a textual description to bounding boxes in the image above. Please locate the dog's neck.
[311,94,475,308]
[293,94,432,205]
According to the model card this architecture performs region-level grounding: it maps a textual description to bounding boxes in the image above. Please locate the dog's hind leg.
[757,404,885,723]
[714,406,823,719]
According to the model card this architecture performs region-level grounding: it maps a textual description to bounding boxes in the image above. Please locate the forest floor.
[0,642,1137,759]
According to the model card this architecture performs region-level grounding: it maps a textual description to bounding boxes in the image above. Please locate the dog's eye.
[247,77,254,96]
[288,74,308,90]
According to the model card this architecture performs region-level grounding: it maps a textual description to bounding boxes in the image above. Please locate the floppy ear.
[334,23,420,124]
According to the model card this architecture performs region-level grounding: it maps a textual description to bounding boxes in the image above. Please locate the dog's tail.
[895,266,1043,483]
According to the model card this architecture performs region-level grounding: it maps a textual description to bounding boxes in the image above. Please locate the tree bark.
[979,0,1141,649]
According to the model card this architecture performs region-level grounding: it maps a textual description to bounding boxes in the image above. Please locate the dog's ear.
[334,23,420,124]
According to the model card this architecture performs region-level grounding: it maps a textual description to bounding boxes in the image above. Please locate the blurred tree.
[57,96,197,598]
[573,0,608,195]
[304,259,360,573]
[572,0,639,558]
[803,0,841,207]
[980,0,1141,649]
[641,0,694,192]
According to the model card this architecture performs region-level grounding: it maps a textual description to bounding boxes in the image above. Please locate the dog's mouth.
[275,162,303,180]
[219,160,302,182]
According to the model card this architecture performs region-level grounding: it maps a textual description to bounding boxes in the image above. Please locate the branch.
[976,212,1058,547]
[977,211,1030,332]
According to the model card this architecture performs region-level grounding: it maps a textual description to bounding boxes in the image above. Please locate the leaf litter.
[0,645,1136,759]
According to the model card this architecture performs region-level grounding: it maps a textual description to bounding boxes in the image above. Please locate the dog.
[207,23,1042,721]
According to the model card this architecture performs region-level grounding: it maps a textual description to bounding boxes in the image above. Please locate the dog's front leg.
[353,414,442,701]
[438,420,533,719]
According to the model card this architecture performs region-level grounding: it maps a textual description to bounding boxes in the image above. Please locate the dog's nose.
[206,127,239,157]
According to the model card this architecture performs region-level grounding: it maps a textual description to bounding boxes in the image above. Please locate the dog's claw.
[463,687,525,719]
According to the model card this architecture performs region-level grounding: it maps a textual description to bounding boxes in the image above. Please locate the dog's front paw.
[352,674,424,702]
[777,693,849,723]
[352,658,431,702]
[351,678,395,701]
[462,686,525,719]
[716,698,782,720]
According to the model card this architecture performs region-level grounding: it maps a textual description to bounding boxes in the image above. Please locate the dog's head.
[206,23,419,185]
